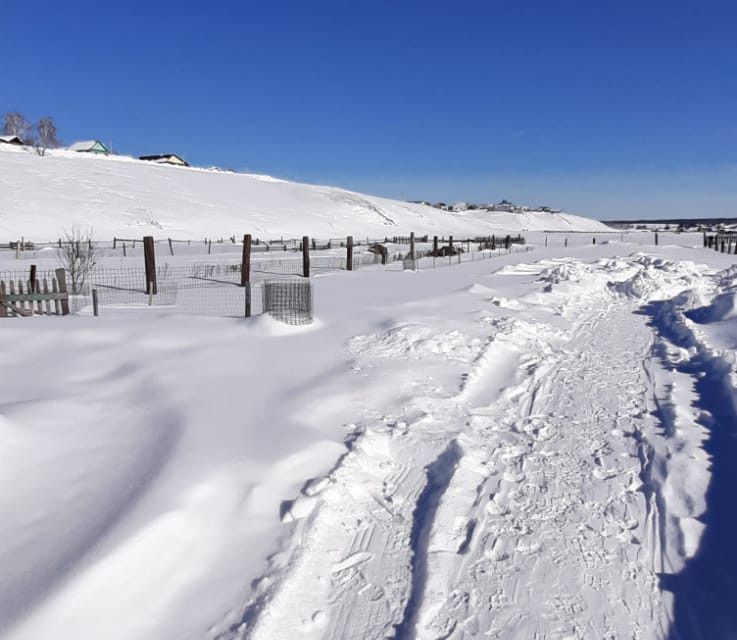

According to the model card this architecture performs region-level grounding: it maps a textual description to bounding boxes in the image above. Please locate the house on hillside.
[491,200,517,212]
[0,135,24,145]
[139,153,189,167]
[68,140,109,154]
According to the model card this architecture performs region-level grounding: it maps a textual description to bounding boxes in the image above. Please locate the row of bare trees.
[3,112,60,156]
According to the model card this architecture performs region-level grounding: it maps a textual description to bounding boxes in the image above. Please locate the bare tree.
[34,117,60,156]
[56,227,98,294]
[2,112,32,140]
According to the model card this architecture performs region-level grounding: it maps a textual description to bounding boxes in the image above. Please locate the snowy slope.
[0,145,610,240]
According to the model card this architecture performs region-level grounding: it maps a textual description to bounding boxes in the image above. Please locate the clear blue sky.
[2,0,736,219]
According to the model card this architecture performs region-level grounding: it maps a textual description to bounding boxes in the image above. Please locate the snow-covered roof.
[139,153,189,166]
[0,135,23,144]
[68,140,108,152]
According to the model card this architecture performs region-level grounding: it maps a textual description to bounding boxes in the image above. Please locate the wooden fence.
[0,268,69,317]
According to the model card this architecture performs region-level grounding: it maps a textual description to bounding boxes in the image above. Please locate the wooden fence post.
[346,235,354,271]
[302,236,310,278]
[242,234,252,318]
[92,289,99,316]
[449,235,454,252]
[143,236,157,295]
[244,283,252,318]
[168,238,174,255]
[29,265,36,293]
[433,235,438,254]
[409,232,415,260]
[654,232,658,246]
[241,234,252,286]
[55,268,70,315]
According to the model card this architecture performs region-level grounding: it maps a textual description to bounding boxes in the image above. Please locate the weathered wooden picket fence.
[0,268,70,317]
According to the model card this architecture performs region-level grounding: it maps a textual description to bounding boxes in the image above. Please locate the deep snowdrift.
[0,145,610,240]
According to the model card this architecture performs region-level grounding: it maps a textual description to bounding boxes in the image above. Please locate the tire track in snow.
[224,255,710,640]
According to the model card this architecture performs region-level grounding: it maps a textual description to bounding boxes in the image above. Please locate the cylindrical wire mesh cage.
[262,278,313,325]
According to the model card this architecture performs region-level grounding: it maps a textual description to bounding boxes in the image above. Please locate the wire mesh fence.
[263,279,313,325]
[0,236,536,321]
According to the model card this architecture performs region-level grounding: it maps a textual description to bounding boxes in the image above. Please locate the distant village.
[1,111,191,168]
[1,132,189,168]
[410,199,562,214]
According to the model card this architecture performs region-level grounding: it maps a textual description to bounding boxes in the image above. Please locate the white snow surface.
[1,234,736,640]
[0,145,610,240]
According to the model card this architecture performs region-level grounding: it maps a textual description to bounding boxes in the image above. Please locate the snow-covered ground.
[1,232,735,639]
[0,145,609,240]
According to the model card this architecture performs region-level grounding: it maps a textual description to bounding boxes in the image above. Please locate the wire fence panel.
[0,243,532,320]
[263,279,313,325]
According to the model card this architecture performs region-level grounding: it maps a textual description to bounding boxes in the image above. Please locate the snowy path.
[227,255,716,640]
[414,301,665,639]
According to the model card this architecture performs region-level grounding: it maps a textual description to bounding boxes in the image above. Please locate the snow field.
[1,237,736,640]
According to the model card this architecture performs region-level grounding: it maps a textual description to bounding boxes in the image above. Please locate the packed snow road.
[228,254,725,640]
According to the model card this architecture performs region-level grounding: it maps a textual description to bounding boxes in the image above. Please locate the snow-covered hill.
[0,146,610,240]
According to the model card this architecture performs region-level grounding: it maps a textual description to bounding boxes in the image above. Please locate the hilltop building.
[139,153,189,167]
[68,140,109,154]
